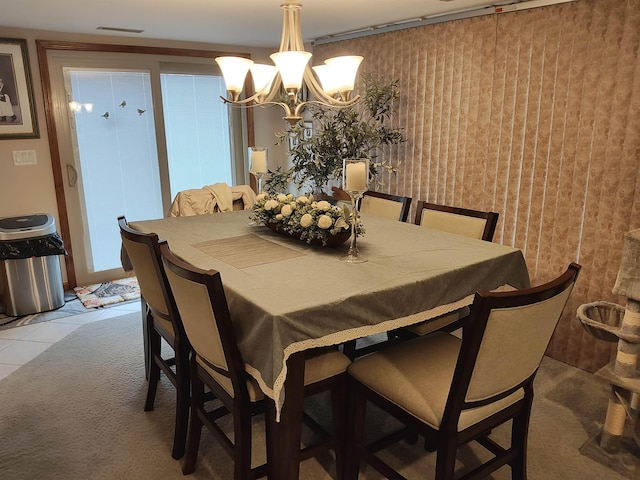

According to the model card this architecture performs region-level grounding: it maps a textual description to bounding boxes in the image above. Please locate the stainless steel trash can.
[0,214,65,316]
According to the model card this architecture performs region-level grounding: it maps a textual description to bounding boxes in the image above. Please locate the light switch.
[12,150,37,166]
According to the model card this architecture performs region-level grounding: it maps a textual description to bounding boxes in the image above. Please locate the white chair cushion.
[361,196,404,221]
[419,209,487,239]
[348,332,523,431]
[197,349,350,403]
[304,349,351,385]
[197,356,265,402]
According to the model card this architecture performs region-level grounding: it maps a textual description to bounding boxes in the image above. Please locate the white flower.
[264,199,279,211]
[300,213,313,228]
[251,192,365,245]
[318,214,333,229]
[255,193,267,202]
[281,204,293,217]
[316,200,331,211]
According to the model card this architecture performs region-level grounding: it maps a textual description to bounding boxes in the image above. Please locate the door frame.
[36,40,255,288]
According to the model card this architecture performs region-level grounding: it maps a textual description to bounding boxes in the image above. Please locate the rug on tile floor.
[0,292,86,330]
[74,277,140,309]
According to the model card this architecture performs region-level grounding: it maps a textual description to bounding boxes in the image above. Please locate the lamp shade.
[215,56,254,95]
[270,51,312,90]
[250,64,276,95]
[312,64,340,96]
[325,55,363,93]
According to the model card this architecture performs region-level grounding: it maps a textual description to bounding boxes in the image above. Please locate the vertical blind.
[315,0,640,372]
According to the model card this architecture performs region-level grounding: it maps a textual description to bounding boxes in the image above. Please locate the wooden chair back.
[159,241,251,403]
[118,216,184,340]
[118,215,190,459]
[447,263,580,424]
[360,190,412,222]
[414,200,499,241]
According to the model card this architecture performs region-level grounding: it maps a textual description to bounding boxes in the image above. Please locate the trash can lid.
[0,214,57,240]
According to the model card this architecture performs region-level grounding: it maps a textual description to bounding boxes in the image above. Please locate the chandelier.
[215,2,363,125]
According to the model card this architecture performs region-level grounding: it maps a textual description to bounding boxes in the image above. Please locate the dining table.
[128,209,530,479]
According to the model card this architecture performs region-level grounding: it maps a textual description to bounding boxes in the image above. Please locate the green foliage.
[266,73,405,194]
[263,165,293,194]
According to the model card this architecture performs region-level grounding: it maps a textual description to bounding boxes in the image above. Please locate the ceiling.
[3,0,528,48]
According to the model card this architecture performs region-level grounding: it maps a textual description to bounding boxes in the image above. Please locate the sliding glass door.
[49,51,240,286]
[159,66,234,200]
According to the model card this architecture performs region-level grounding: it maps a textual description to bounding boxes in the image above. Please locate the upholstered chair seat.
[349,332,524,430]
[345,264,581,480]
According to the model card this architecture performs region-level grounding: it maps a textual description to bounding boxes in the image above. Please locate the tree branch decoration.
[267,73,405,195]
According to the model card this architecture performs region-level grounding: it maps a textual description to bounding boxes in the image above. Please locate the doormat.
[0,292,87,331]
[74,277,140,309]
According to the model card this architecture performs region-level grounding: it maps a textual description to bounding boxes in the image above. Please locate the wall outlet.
[13,150,37,166]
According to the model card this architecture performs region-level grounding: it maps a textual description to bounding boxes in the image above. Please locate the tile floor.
[0,300,142,381]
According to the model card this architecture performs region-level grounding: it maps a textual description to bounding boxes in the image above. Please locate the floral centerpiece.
[250,192,362,246]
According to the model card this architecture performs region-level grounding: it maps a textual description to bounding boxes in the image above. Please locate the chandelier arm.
[302,68,361,106]
[294,97,361,118]
[260,75,285,104]
[281,2,305,51]
[223,97,294,118]
[220,93,268,106]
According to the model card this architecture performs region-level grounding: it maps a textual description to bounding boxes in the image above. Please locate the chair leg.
[345,380,367,480]
[144,326,161,412]
[331,375,347,480]
[233,400,254,480]
[435,435,458,480]
[342,340,356,361]
[141,299,151,380]
[182,361,204,475]
[171,349,191,460]
[510,407,532,480]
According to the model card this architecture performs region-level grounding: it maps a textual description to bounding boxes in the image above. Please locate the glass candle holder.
[341,158,369,263]
[249,147,268,193]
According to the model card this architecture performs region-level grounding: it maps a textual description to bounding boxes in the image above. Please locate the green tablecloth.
[130,210,530,413]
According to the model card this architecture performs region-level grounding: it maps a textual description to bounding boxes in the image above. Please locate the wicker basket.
[577,301,628,343]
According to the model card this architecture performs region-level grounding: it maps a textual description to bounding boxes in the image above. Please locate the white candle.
[250,149,267,173]
[346,162,367,192]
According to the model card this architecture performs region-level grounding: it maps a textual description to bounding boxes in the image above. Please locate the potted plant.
[266,73,405,196]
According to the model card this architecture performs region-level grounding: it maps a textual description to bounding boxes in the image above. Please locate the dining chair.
[159,241,351,479]
[414,200,499,241]
[118,216,191,460]
[395,201,501,339]
[360,190,412,222]
[345,263,581,480]
[340,190,413,360]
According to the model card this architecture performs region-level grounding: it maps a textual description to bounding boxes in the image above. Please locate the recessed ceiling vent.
[96,26,145,34]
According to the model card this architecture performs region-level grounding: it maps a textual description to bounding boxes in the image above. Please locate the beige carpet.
[0,312,636,479]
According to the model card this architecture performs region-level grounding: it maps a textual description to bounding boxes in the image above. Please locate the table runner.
[192,234,304,268]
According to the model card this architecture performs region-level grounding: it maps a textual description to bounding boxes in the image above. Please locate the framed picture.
[0,38,39,139]
[288,120,313,150]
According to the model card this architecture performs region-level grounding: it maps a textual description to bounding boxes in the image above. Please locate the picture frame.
[288,120,313,150]
[0,38,39,139]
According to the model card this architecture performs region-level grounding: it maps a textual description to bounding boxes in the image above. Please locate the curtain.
[315,0,640,372]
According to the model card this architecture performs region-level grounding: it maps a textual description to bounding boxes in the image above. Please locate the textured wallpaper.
[315,0,640,372]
